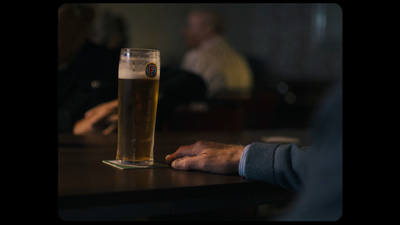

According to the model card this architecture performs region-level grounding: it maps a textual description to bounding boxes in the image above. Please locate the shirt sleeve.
[238,144,251,177]
[239,142,308,191]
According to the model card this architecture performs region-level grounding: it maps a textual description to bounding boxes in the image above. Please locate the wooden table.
[58,129,310,220]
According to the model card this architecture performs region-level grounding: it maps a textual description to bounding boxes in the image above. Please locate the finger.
[171,155,205,171]
[89,109,111,126]
[103,99,119,114]
[85,99,118,118]
[107,114,118,122]
[100,114,118,134]
[85,105,100,118]
[165,143,197,164]
[89,104,118,125]
[102,123,117,135]
[108,99,118,108]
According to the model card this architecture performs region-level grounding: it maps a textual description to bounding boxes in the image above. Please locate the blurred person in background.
[180,8,254,98]
[88,10,128,50]
[58,4,207,134]
[58,3,119,135]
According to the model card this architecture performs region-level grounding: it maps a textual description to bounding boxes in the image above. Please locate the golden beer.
[116,48,160,165]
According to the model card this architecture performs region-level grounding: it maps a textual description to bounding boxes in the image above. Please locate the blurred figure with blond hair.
[181,8,253,98]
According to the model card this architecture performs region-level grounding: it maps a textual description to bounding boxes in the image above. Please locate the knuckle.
[195,140,205,146]
[194,140,211,149]
[181,159,190,169]
[176,146,185,155]
[175,158,190,169]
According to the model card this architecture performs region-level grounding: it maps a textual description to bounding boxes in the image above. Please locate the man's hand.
[165,141,245,174]
[73,99,118,135]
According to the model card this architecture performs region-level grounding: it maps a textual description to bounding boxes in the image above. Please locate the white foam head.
[118,49,160,80]
[118,59,160,80]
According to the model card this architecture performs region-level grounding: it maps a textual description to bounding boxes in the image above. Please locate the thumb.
[171,156,203,171]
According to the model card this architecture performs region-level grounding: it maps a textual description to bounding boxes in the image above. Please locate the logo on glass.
[145,63,157,78]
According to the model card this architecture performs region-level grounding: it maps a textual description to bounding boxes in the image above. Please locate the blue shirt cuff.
[238,144,252,177]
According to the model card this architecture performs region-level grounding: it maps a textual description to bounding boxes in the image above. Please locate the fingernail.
[165,154,171,160]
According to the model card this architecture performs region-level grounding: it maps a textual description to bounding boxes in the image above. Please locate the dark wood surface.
[58,129,310,220]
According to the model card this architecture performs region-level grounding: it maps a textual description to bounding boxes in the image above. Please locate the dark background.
[88,3,342,130]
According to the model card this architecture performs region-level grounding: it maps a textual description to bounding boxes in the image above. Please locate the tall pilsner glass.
[116,48,160,165]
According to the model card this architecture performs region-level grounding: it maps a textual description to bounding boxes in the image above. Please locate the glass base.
[117,159,154,166]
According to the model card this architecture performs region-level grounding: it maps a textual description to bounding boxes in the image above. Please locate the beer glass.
[116,48,160,165]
